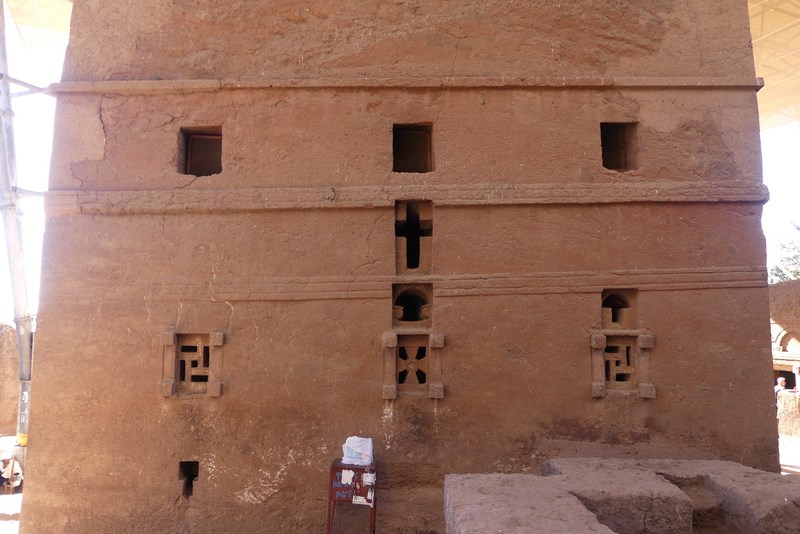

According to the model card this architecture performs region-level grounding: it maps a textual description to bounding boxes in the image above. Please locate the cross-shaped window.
[395,201,433,272]
[397,335,429,389]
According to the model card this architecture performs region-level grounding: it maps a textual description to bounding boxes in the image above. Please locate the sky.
[760,121,800,268]
[0,11,66,326]
[0,17,797,326]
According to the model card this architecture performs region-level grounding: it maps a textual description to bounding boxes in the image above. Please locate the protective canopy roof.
[750,0,800,129]
[6,0,70,33]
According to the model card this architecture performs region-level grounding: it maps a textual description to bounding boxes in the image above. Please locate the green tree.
[769,223,800,284]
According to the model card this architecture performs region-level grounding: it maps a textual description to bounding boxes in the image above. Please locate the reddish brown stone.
[21,1,775,532]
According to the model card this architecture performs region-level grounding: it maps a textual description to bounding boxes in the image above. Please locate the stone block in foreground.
[446,459,800,533]
[444,473,614,534]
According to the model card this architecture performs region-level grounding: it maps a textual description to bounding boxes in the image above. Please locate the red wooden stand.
[326,459,377,533]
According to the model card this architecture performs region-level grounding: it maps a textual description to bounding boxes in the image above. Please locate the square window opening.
[393,124,433,173]
[600,122,638,171]
[180,127,222,177]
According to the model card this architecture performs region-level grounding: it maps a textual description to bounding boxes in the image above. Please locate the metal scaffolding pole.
[0,0,34,448]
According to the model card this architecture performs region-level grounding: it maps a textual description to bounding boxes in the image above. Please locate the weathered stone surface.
[779,391,800,437]
[444,474,614,534]
[48,90,765,192]
[770,281,800,338]
[541,459,692,533]
[778,390,800,437]
[545,458,800,534]
[648,459,800,534]
[447,460,800,533]
[62,1,755,82]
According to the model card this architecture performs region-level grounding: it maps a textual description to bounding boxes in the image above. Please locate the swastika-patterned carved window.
[604,336,635,387]
[161,330,224,398]
[590,329,655,399]
[177,334,211,394]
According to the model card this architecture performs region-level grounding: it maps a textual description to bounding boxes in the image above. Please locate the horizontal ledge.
[49,267,768,302]
[46,181,769,215]
[61,280,769,303]
[48,76,764,95]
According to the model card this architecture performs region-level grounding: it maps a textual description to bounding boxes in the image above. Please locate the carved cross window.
[398,338,428,386]
[381,332,445,399]
[395,201,433,272]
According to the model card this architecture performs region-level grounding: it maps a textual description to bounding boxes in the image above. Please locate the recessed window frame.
[160,330,225,398]
[396,334,430,390]
[392,283,433,326]
[381,332,445,400]
[395,200,433,274]
[600,122,639,171]
[589,330,655,399]
[601,288,638,329]
[180,126,222,177]
[393,123,433,173]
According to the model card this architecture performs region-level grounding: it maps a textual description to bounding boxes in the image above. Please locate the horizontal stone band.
[48,266,767,302]
[46,181,769,215]
[48,76,764,95]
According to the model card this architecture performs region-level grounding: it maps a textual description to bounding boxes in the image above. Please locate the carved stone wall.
[21,1,776,532]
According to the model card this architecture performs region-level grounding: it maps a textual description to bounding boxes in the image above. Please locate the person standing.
[1,458,22,493]
[776,376,788,399]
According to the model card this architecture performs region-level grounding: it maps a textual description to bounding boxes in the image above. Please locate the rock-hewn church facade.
[21,2,775,531]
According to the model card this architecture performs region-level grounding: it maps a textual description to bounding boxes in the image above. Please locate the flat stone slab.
[541,459,692,533]
[646,459,800,533]
[444,473,614,534]
[445,458,800,533]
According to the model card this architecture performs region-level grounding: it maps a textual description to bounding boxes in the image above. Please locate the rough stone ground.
[446,456,800,534]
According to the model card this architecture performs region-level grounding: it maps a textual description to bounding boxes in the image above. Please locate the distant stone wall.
[770,280,800,351]
[0,325,18,435]
[770,280,800,318]
[769,281,800,391]
[778,391,800,437]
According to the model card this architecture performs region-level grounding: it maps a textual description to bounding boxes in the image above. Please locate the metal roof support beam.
[0,0,34,448]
